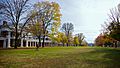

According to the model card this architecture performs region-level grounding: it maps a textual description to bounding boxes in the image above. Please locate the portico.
[0,21,52,48]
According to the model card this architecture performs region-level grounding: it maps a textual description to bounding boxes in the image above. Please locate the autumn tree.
[0,0,31,48]
[33,1,61,47]
[57,32,67,46]
[60,33,67,46]
[73,36,79,46]
[95,34,104,47]
[27,22,42,49]
[103,5,120,42]
[95,33,113,47]
[50,32,67,46]
[49,33,57,46]
[61,23,74,46]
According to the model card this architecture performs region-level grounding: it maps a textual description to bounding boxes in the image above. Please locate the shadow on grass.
[83,48,120,68]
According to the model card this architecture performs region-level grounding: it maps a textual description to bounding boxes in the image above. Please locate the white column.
[7,32,11,48]
[30,41,31,47]
[21,33,23,47]
[3,39,6,48]
[26,41,28,47]
[21,39,23,47]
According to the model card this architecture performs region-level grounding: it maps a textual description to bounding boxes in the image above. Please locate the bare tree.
[106,7,120,41]
[101,4,120,48]
[0,0,32,48]
[61,23,74,46]
[76,33,85,46]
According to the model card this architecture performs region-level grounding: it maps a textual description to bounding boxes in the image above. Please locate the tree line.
[95,4,120,48]
[0,0,87,49]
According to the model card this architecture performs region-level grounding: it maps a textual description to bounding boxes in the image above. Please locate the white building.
[0,21,52,48]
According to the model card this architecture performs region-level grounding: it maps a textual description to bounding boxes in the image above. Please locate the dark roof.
[0,21,13,31]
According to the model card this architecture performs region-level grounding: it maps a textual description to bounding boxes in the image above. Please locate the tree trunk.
[42,35,45,48]
[36,36,41,50]
[14,27,18,49]
[67,38,70,47]
[115,42,117,48]
[14,36,17,48]
[38,36,41,48]
[62,43,64,47]
[76,44,77,46]
[66,43,68,47]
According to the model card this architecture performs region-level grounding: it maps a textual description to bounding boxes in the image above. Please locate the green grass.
[0,47,120,68]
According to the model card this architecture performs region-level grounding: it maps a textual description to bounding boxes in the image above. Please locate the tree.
[50,32,67,46]
[82,40,88,46]
[73,36,79,46]
[27,22,42,50]
[101,4,120,48]
[95,34,105,47]
[61,23,74,46]
[0,0,31,48]
[76,33,85,46]
[33,1,61,47]
[95,33,113,47]
[57,32,67,46]
[104,6,120,42]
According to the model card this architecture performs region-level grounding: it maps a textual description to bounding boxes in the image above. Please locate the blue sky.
[34,0,120,43]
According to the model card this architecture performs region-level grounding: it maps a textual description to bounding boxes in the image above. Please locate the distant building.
[0,21,51,48]
[88,43,94,46]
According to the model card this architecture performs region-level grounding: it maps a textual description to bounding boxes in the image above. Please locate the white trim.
[7,32,11,48]
[3,39,6,48]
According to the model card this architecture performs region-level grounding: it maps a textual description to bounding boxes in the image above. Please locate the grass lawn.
[0,47,120,68]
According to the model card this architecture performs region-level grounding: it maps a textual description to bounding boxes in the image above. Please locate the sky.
[34,0,120,43]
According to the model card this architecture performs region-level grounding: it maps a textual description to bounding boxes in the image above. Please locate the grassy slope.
[0,47,120,68]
